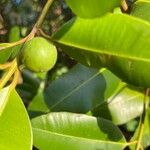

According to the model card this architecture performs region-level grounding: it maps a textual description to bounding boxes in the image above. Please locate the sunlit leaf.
[53,13,150,87]
[0,87,32,150]
[31,112,127,150]
[92,85,145,125]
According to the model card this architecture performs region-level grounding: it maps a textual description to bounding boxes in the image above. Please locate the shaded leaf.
[29,64,145,125]
[17,69,40,100]
[28,64,120,116]
[31,112,127,150]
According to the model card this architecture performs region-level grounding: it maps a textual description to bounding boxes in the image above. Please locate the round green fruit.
[21,37,57,72]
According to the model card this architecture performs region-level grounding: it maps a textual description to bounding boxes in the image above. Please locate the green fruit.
[20,37,57,72]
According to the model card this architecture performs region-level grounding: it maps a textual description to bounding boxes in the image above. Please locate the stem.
[38,28,52,39]
[0,29,36,51]
[125,140,137,147]
[135,88,150,150]
[10,68,20,89]
[0,62,14,70]
[121,0,128,11]
[0,60,17,90]
[35,0,54,28]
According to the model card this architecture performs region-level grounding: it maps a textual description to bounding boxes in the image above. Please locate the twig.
[0,59,17,90]
[121,0,128,11]
[135,88,150,150]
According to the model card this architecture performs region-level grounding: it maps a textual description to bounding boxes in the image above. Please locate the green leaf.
[0,47,12,63]
[28,64,120,116]
[31,112,127,150]
[0,41,21,63]
[131,0,150,22]
[29,64,145,125]
[0,87,32,150]
[28,86,49,118]
[92,85,145,125]
[0,33,23,62]
[53,13,150,87]
[65,0,121,18]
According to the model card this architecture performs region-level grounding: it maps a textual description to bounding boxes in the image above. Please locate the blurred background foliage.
[0,0,76,102]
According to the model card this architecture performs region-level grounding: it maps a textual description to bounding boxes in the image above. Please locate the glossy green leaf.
[0,87,32,150]
[31,112,127,150]
[65,0,121,18]
[131,0,150,22]
[53,13,150,87]
[92,85,145,125]
[28,64,120,116]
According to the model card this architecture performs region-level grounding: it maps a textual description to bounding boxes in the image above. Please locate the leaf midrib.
[54,40,150,63]
[50,71,101,110]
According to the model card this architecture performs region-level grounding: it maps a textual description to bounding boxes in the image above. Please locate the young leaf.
[0,87,32,150]
[65,0,121,18]
[31,112,127,150]
[53,13,150,87]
